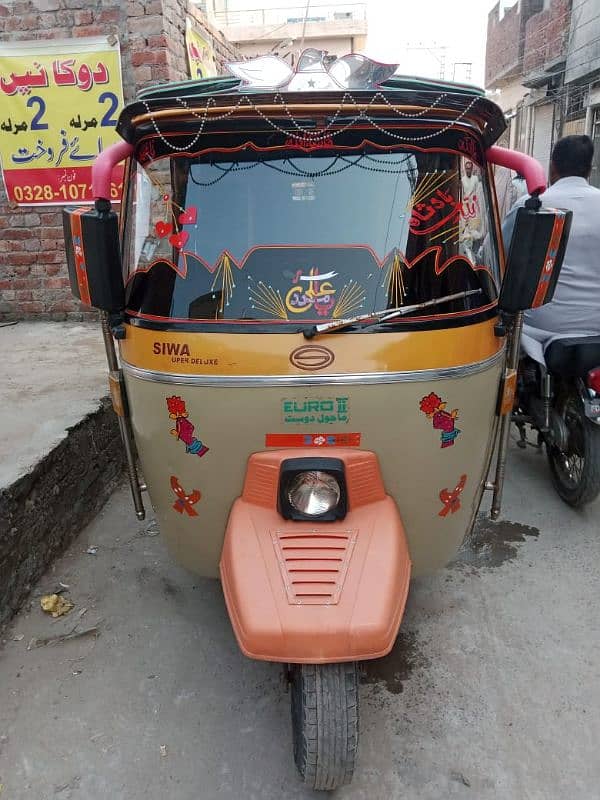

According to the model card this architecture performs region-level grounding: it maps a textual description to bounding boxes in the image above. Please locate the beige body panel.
[123,359,502,577]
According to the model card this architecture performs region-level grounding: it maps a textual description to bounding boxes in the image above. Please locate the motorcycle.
[514,336,600,507]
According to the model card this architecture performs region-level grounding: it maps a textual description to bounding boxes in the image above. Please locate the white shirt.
[461,174,479,198]
[503,176,600,362]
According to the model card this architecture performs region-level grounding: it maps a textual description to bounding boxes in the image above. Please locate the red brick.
[44,253,67,264]
[10,254,37,266]
[73,24,106,36]
[128,14,162,35]
[13,277,37,289]
[131,50,156,66]
[39,213,62,226]
[1,229,34,241]
[40,226,64,240]
[96,7,120,22]
[73,9,92,24]
[147,34,167,48]
[19,302,45,314]
[45,276,71,289]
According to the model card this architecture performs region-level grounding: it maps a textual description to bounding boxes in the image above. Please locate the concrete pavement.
[0,321,123,627]
[0,322,107,488]
[0,440,599,799]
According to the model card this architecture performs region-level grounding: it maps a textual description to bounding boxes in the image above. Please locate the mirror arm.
[92,139,134,201]
[486,145,547,196]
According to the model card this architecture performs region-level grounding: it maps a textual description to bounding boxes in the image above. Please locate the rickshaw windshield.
[125,147,499,328]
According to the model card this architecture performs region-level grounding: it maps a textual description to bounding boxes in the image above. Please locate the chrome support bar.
[100,313,146,521]
[490,311,524,520]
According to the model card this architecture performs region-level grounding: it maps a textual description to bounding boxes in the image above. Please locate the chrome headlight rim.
[279,457,347,522]
[287,470,341,517]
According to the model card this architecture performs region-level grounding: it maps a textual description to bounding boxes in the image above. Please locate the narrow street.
[1,439,599,800]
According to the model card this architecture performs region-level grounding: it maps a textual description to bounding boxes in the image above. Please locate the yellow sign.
[0,36,124,206]
[185,18,217,80]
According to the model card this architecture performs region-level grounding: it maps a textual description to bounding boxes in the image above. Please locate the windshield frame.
[122,134,501,333]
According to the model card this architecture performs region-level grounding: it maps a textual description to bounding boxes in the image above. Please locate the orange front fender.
[219,449,411,663]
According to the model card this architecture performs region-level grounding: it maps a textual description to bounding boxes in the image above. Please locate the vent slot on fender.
[271,529,357,605]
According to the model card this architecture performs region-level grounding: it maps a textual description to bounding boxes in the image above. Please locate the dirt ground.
[1,440,599,800]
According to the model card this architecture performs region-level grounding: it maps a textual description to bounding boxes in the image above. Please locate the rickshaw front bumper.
[219,449,411,664]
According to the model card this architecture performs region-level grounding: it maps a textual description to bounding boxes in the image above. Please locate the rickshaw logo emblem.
[285,267,337,316]
[419,392,461,448]
[290,345,335,371]
[439,474,467,517]
[170,476,201,516]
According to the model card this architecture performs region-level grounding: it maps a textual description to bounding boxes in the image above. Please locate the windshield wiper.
[303,289,483,339]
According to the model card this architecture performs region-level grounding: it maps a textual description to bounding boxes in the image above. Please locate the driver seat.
[545,335,600,378]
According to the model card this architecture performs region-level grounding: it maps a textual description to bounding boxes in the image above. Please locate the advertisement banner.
[185,18,217,80]
[0,36,125,206]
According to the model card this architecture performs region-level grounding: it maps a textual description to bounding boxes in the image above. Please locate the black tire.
[290,662,359,791]
[547,389,600,508]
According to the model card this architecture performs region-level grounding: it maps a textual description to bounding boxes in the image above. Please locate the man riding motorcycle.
[503,135,600,364]
[502,135,600,507]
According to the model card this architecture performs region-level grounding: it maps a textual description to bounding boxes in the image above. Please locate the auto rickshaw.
[62,51,571,790]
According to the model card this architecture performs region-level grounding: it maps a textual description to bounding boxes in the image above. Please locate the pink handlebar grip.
[92,140,134,201]
[486,145,547,196]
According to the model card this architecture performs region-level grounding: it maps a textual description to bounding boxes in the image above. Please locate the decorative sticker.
[170,476,201,516]
[457,134,481,163]
[419,392,461,448]
[409,186,461,236]
[282,397,349,425]
[285,267,338,317]
[438,474,467,517]
[265,433,361,447]
[166,395,209,457]
[154,192,199,252]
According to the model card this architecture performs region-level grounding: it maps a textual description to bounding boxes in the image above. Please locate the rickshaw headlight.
[287,471,341,517]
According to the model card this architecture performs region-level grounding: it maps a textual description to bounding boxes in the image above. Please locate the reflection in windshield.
[125,149,499,326]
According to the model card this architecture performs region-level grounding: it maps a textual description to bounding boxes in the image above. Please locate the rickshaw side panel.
[122,336,503,578]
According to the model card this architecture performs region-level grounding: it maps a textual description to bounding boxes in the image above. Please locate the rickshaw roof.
[118,70,506,148]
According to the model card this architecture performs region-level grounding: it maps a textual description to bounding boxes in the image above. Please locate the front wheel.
[290,662,359,791]
[547,390,600,507]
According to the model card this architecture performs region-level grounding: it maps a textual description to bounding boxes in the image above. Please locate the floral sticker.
[166,395,209,457]
[420,392,461,448]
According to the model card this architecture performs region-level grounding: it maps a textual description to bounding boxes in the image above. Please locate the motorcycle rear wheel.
[290,662,359,791]
[546,391,600,508]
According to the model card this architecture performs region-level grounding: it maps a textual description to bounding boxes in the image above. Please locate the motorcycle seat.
[545,335,600,377]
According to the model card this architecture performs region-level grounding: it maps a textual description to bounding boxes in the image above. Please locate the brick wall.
[485,0,544,88]
[0,0,240,320]
[523,0,571,76]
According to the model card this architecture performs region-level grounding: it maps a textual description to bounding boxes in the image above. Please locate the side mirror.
[62,199,125,313]
[499,205,572,313]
